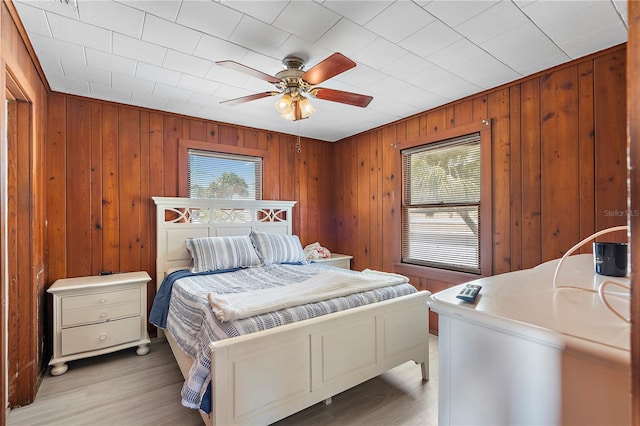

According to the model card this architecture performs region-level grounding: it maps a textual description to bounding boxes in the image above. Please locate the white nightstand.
[311,253,353,269]
[47,271,151,376]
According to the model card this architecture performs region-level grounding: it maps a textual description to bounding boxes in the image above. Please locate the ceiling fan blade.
[311,88,373,108]
[216,60,281,84]
[220,92,278,106]
[301,53,356,85]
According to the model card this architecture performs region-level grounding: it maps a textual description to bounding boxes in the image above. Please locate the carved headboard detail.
[152,197,296,286]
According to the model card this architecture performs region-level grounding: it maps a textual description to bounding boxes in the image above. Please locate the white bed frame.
[152,197,429,425]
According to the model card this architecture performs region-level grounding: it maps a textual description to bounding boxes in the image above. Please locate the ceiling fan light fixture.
[274,92,293,114]
[280,108,297,121]
[299,96,316,119]
[218,53,371,121]
[278,94,315,121]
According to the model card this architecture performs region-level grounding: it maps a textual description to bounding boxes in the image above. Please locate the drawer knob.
[99,333,108,341]
[99,297,107,304]
[99,311,107,318]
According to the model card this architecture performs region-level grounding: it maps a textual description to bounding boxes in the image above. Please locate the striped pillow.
[250,231,307,265]
[185,235,262,273]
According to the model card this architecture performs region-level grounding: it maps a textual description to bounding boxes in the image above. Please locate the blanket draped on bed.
[208,269,409,321]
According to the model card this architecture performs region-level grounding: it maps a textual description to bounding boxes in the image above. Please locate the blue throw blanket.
[149,268,241,328]
[149,268,241,414]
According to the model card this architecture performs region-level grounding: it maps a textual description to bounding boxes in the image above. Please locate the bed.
[151,197,430,425]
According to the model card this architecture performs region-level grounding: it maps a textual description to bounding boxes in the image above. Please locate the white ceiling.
[14,0,629,142]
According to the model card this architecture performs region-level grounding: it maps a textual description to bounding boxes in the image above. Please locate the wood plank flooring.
[7,335,439,425]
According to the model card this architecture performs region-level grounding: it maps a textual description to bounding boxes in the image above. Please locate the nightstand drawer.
[60,316,142,356]
[61,288,140,311]
[61,301,140,327]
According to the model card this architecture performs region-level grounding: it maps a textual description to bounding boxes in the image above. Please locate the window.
[402,133,482,274]
[187,149,262,200]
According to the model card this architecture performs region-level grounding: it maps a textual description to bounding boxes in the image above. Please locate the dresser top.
[48,271,151,293]
[429,254,630,357]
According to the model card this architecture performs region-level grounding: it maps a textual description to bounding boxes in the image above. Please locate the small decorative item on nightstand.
[310,253,353,270]
[47,271,151,376]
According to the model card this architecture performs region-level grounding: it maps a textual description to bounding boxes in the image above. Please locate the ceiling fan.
[216,53,373,121]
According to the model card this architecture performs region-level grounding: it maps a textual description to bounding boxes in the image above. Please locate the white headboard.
[152,197,296,287]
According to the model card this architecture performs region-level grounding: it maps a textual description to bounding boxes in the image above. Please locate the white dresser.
[429,254,630,426]
[310,253,352,269]
[48,271,151,376]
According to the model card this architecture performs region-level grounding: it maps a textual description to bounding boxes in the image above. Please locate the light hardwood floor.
[7,335,439,426]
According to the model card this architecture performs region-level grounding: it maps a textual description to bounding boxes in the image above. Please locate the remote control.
[456,284,482,302]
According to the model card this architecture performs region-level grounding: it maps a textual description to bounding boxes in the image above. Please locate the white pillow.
[249,231,307,265]
[185,235,262,273]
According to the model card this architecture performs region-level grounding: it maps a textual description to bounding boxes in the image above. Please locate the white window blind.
[188,150,262,200]
[402,133,481,274]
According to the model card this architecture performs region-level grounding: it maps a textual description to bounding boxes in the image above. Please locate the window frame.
[178,139,267,199]
[399,120,493,277]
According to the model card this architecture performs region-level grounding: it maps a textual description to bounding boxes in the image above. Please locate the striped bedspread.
[157,263,417,412]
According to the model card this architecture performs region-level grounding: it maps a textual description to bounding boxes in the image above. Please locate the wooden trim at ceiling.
[3,0,50,92]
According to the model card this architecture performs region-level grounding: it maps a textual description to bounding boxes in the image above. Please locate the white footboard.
[207,291,429,426]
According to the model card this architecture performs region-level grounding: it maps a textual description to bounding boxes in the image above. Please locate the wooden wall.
[45,94,334,332]
[628,2,640,422]
[332,45,628,333]
[1,0,49,411]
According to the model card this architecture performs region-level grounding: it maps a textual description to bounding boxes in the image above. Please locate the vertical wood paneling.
[147,112,163,300]
[578,61,595,252]
[90,103,103,275]
[356,134,371,270]
[279,135,297,233]
[262,134,280,200]
[206,122,219,144]
[118,107,142,272]
[46,94,66,282]
[189,120,206,142]
[303,138,320,244]
[6,100,19,403]
[453,101,473,126]
[540,67,581,260]
[404,116,421,140]
[343,139,358,262]
[445,105,456,129]
[16,101,33,402]
[219,125,239,146]
[138,111,152,303]
[426,108,447,135]
[472,95,488,121]
[488,89,511,274]
[65,99,92,277]
[162,116,181,197]
[370,131,382,269]
[101,104,119,273]
[297,138,308,242]
[520,79,542,268]
[243,128,258,149]
[594,51,627,235]
[381,125,400,272]
[509,86,522,271]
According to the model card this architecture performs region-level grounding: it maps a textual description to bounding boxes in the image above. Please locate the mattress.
[150,263,417,412]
